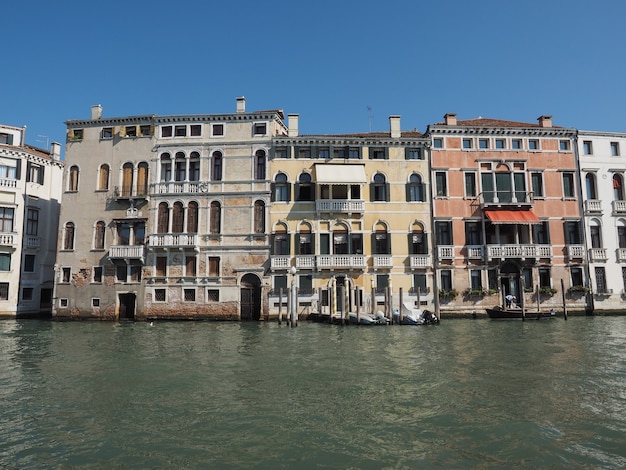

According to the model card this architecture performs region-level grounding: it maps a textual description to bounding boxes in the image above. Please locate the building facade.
[268,115,432,318]
[427,114,589,315]
[53,98,286,320]
[577,130,626,312]
[0,124,63,317]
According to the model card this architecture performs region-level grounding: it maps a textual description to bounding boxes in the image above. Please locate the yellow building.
[268,115,431,318]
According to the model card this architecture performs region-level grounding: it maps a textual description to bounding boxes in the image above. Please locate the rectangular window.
[175,125,187,137]
[435,171,448,197]
[0,253,10,271]
[318,148,330,159]
[62,267,71,283]
[538,268,551,288]
[583,141,593,155]
[212,124,224,136]
[495,139,505,149]
[93,266,103,283]
[208,257,220,277]
[436,221,453,245]
[184,288,196,302]
[349,148,360,159]
[406,148,422,160]
[253,123,267,135]
[161,126,173,138]
[562,172,575,198]
[101,127,113,139]
[333,147,347,159]
[154,289,166,302]
[0,164,17,179]
[433,138,443,149]
[571,267,584,287]
[559,140,570,151]
[274,147,288,159]
[0,283,9,300]
[413,274,427,293]
[92,298,100,308]
[531,172,544,198]
[155,256,167,277]
[130,266,142,282]
[522,268,533,290]
[300,274,313,295]
[440,270,452,291]
[125,126,137,137]
[564,221,582,244]
[595,267,607,293]
[622,267,626,293]
[298,148,311,158]
[370,148,386,160]
[186,256,197,277]
[512,139,522,150]
[274,275,288,294]
[376,274,389,293]
[72,129,83,140]
[611,142,620,156]
[140,125,151,137]
[462,138,472,149]
[479,139,489,149]
[470,270,482,290]
[207,289,220,302]
[26,208,39,236]
[190,125,201,136]
[23,254,35,272]
[465,221,482,245]
[116,265,127,282]
[533,221,550,244]
[528,140,539,150]
[464,172,477,197]
[27,163,44,184]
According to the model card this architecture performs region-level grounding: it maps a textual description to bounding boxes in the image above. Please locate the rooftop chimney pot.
[389,115,401,138]
[91,104,102,120]
[288,114,299,137]
[538,115,552,127]
[444,113,457,126]
[236,96,246,113]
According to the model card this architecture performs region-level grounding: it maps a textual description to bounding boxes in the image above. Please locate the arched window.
[68,166,79,191]
[98,164,109,191]
[586,173,597,199]
[297,173,313,201]
[137,162,149,196]
[172,202,184,233]
[410,223,427,254]
[187,201,198,233]
[175,151,186,182]
[160,153,172,182]
[296,224,314,255]
[94,221,106,249]
[589,219,602,249]
[613,174,624,201]
[617,220,626,249]
[122,162,133,197]
[157,202,169,233]
[407,173,424,202]
[212,151,222,181]
[255,150,266,180]
[189,152,200,181]
[372,173,387,202]
[210,201,221,234]
[273,223,290,255]
[374,222,390,254]
[64,222,75,250]
[273,173,290,202]
[254,200,265,233]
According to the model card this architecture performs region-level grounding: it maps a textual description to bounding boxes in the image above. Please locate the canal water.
[1,317,625,469]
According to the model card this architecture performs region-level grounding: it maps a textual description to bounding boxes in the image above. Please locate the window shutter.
[385,182,390,202]
[270,182,276,202]
[38,166,45,185]
[15,160,21,179]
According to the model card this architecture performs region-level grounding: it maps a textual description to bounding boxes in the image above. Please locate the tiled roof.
[0,143,51,158]
[301,130,424,138]
[435,117,559,128]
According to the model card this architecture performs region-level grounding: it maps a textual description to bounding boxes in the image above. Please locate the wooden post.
[356,287,361,325]
[278,288,283,325]
[560,278,568,320]
[521,276,526,321]
[371,279,376,317]
[339,285,346,325]
[389,282,394,325]
[399,287,404,324]
[536,283,540,313]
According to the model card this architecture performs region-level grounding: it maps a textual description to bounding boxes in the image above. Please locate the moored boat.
[486,306,557,320]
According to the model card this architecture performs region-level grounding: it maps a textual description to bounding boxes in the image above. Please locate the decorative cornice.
[273,136,428,147]
[426,125,577,138]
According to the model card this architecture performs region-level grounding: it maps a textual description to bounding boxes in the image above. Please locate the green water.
[1,317,625,469]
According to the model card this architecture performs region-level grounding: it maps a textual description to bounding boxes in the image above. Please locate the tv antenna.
[367,106,372,132]
[36,135,49,149]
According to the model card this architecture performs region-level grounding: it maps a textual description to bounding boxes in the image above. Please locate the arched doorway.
[240,273,261,321]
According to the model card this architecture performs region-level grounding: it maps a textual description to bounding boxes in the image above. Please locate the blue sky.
[2,0,625,153]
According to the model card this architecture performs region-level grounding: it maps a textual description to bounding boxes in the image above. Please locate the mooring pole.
[560,278,568,320]
[278,288,283,325]
[399,287,404,324]
[290,267,298,327]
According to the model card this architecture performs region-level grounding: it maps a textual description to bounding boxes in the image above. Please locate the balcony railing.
[0,178,17,189]
[317,255,366,270]
[466,245,484,259]
[584,199,602,213]
[296,255,316,269]
[148,233,198,248]
[150,182,204,195]
[617,248,626,262]
[438,246,454,260]
[270,256,291,270]
[315,200,365,215]
[478,191,534,208]
[0,233,15,246]
[588,247,608,261]
[372,255,393,268]
[566,244,585,259]
[109,245,146,262]
[113,185,149,200]
[410,254,431,268]
[612,200,626,214]
[487,244,552,260]
[24,236,40,248]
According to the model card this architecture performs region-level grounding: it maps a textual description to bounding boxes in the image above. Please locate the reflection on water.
[1,318,625,468]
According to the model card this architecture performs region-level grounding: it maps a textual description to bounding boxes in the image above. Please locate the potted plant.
[539,286,557,295]
[439,288,458,301]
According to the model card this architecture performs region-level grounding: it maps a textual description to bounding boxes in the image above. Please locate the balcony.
[148,233,198,249]
[295,255,316,269]
[617,248,626,262]
[0,178,17,189]
[372,255,393,268]
[0,233,16,247]
[566,244,585,259]
[270,256,291,271]
[24,236,40,249]
[316,199,364,216]
[150,181,204,195]
[113,186,149,201]
[466,245,484,259]
[438,246,454,260]
[588,247,608,261]
[478,191,534,209]
[109,245,146,263]
[612,200,626,214]
[410,254,431,268]
[317,255,366,270]
[486,244,552,260]
[584,199,602,214]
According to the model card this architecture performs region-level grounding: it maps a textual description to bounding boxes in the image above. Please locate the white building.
[578,130,626,312]
[0,125,63,317]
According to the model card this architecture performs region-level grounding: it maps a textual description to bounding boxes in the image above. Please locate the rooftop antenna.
[367,106,372,132]
[36,135,49,149]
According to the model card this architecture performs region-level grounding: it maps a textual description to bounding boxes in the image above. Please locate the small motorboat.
[392,302,439,325]
[347,311,389,325]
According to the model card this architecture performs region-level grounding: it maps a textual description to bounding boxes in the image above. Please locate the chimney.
[389,115,401,138]
[288,114,299,137]
[444,113,457,126]
[50,142,61,160]
[236,96,246,113]
[91,104,102,120]
[538,115,552,127]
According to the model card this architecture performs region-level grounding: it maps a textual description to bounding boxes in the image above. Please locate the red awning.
[484,210,541,224]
